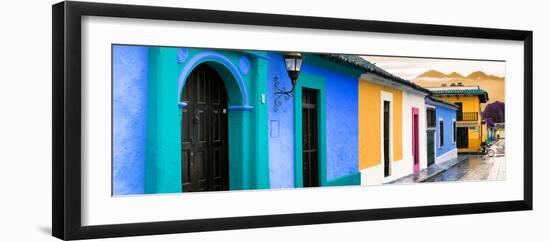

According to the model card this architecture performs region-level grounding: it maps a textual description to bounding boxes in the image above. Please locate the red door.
[412,108,420,172]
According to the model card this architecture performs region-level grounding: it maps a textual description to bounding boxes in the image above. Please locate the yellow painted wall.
[358,79,403,170]
[436,96,480,113]
[436,95,483,151]
[467,127,482,151]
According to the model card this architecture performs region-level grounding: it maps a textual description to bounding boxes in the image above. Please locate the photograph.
[112,45,506,195]
[47,1,534,239]
[0,0,540,240]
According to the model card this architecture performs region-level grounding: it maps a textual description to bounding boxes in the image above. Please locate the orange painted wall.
[358,79,403,170]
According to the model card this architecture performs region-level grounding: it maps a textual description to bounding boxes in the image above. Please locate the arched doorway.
[180,64,229,192]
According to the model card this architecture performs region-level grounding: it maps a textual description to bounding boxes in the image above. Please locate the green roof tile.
[319,54,431,94]
[430,89,489,102]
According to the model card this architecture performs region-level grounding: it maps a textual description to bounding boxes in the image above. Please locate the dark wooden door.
[302,88,319,187]
[383,101,391,177]
[457,127,469,149]
[427,130,435,166]
[181,64,229,192]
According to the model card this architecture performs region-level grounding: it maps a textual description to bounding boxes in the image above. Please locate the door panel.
[383,101,391,177]
[302,89,319,187]
[181,64,229,192]
[427,130,435,166]
[457,127,469,148]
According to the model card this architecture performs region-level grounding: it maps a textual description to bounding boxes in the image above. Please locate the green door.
[427,130,435,166]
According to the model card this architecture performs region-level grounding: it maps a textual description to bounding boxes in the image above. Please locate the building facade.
[353,59,431,185]
[113,46,465,195]
[112,46,373,195]
[428,85,489,153]
[426,96,458,165]
[267,54,364,188]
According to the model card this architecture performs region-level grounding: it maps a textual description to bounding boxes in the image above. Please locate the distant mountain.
[414,70,505,111]
[448,72,464,78]
[466,70,489,79]
[417,70,447,78]
[466,71,504,81]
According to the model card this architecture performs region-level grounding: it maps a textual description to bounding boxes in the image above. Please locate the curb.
[419,156,471,182]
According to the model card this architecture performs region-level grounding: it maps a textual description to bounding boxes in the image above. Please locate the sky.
[361,55,506,81]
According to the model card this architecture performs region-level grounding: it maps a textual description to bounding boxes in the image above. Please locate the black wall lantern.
[273,52,304,112]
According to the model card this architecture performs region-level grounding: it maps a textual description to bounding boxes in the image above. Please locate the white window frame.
[426,105,436,130]
[380,91,393,179]
[452,119,457,144]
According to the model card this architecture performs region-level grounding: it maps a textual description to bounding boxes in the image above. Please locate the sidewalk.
[387,155,470,184]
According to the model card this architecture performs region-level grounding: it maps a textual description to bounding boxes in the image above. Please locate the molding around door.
[293,72,327,188]
[380,91,393,180]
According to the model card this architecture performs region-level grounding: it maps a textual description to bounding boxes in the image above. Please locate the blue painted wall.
[436,105,457,156]
[267,54,360,188]
[300,61,359,181]
[267,53,295,188]
[112,45,149,195]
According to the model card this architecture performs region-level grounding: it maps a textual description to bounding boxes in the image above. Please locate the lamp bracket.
[273,76,294,112]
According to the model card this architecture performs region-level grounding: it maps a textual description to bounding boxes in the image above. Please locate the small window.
[427,108,436,128]
[453,121,457,143]
[439,120,444,147]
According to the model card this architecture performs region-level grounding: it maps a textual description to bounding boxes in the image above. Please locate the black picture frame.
[52,1,533,240]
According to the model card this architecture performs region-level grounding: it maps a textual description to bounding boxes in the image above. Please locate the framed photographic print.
[52,1,533,240]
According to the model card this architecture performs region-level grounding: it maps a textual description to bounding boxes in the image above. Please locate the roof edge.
[426,95,458,109]
[319,54,432,94]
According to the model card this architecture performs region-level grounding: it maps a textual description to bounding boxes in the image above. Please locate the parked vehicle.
[481,141,499,157]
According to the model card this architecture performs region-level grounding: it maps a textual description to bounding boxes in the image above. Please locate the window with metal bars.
[427,108,436,128]
[439,120,444,147]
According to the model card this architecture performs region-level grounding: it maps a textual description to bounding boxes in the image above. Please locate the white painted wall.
[360,166,383,186]
[361,158,413,185]
[402,91,428,173]
[363,90,429,185]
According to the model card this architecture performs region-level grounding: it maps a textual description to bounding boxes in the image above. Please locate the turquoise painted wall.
[146,47,270,192]
[145,47,182,194]
[293,71,327,187]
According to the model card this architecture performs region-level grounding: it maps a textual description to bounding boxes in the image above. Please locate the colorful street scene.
[112,45,505,195]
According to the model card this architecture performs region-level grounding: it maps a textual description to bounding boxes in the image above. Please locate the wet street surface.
[425,155,505,182]
[388,156,469,184]
[389,139,506,184]
[425,140,506,182]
